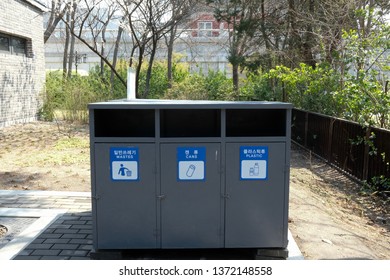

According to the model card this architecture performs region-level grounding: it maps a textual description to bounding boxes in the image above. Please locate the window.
[198,22,213,37]
[0,32,27,56]
[0,34,10,52]
[11,37,26,55]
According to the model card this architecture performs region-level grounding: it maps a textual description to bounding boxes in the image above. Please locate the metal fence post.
[362,127,371,182]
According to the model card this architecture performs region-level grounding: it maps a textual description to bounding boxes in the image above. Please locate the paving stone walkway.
[0,191,92,260]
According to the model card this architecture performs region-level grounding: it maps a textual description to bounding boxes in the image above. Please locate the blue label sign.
[177,147,206,181]
[240,146,268,180]
[110,147,139,181]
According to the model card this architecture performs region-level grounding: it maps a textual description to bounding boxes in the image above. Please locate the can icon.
[186,164,196,177]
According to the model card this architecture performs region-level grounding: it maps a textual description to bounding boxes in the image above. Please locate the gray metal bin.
[89,99,292,257]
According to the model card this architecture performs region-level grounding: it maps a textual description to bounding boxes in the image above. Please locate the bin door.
[160,143,223,248]
[94,143,157,249]
[225,142,288,248]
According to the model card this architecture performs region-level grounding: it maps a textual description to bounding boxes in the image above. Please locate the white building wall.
[45,28,231,77]
[0,0,45,128]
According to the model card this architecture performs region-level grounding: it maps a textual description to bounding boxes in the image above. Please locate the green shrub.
[239,71,275,101]
[165,73,209,100]
[164,70,234,100]
[42,71,111,123]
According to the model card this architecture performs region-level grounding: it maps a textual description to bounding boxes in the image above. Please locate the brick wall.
[0,0,45,128]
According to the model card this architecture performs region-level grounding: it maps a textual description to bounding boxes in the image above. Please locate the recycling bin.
[89,99,292,257]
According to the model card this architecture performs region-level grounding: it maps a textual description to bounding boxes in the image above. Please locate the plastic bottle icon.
[186,164,196,177]
[253,163,259,176]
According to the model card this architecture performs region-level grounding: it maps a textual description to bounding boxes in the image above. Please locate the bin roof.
[88,99,293,110]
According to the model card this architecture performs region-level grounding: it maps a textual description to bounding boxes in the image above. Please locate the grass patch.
[54,137,89,150]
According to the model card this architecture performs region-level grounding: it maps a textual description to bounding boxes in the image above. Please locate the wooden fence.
[291,109,390,184]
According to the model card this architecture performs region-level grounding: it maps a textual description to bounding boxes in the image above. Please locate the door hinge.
[222,193,230,199]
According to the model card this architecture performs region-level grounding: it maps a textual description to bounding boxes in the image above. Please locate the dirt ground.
[0,121,389,259]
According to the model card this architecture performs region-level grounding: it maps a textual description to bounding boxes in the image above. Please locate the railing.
[291,108,390,183]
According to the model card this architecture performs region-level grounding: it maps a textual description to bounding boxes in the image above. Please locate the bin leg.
[255,248,289,260]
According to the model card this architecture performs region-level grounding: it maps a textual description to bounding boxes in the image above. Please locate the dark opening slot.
[226,109,286,137]
[94,109,155,137]
[160,109,221,137]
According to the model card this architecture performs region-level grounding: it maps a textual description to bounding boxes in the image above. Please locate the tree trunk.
[67,34,75,78]
[67,1,77,78]
[101,24,107,78]
[303,0,316,68]
[288,0,301,68]
[232,63,239,98]
[260,0,271,51]
[166,25,176,89]
[144,36,158,98]
[62,12,70,80]
[135,46,145,98]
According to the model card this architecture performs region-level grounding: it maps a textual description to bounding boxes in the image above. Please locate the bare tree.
[67,0,78,78]
[207,0,263,94]
[110,17,124,93]
[60,0,79,79]
[164,0,194,88]
[117,0,193,97]
[44,0,73,43]
[61,0,127,86]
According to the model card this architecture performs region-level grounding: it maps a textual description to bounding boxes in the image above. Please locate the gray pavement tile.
[62,233,88,239]
[59,250,89,257]
[77,214,92,221]
[53,199,76,203]
[68,238,92,245]
[41,256,70,260]
[52,243,79,250]
[74,199,91,203]
[30,238,46,244]
[70,224,91,230]
[17,249,34,256]
[0,203,23,207]
[78,244,93,251]
[70,256,91,260]
[0,199,18,204]
[41,227,56,234]
[53,228,79,234]
[62,220,87,225]
[19,204,42,208]
[38,233,63,239]
[39,203,61,208]
[57,215,82,221]
[31,249,61,256]
[49,224,72,229]
[26,243,53,250]
[0,196,19,200]
[13,255,42,260]
[43,238,71,244]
